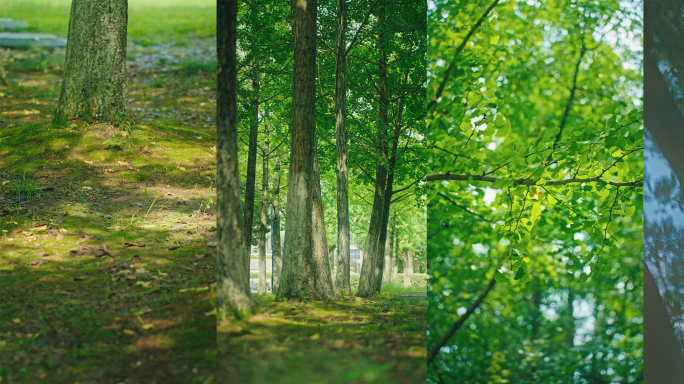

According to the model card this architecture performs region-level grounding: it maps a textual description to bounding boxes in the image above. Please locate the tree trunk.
[54,0,131,125]
[393,228,399,283]
[277,0,320,300]
[357,0,391,297]
[333,0,352,297]
[382,211,394,289]
[403,250,410,288]
[272,154,282,293]
[407,250,414,274]
[243,58,260,276]
[311,145,335,300]
[217,0,256,315]
[257,121,270,294]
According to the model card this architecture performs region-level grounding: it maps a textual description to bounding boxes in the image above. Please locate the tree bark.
[277,0,320,300]
[54,0,131,125]
[272,154,282,292]
[333,0,352,296]
[311,144,335,300]
[243,58,260,275]
[357,0,389,298]
[258,120,270,294]
[217,0,256,315]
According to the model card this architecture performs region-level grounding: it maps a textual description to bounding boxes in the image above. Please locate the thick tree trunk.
[243,59,260,276]
[258,122,270,294]
[277,0,320,300]
[333,0,352,296]
[403,250,410,288]
[217,0,256,315]
[54,0,131,125]
[357,162,387,296]
[272,154,282,292]
[311,145,335,300]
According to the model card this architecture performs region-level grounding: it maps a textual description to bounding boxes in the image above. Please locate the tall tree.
[217,0,256,315]
[333,0,352,296]
[257,118,270,294]
[54,0,131,125]
[272,154,283,292]
[277,0,323,300]
[244,57,260,270]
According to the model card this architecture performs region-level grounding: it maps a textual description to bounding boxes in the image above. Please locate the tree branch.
[427,277,496,363]
[427,173,642,187]
[426,0,500,111]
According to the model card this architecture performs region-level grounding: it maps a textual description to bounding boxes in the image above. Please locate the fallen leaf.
[194,254,206,259]
[37,248,48,258]
[310,333,320,340]
[126,274,138,280]
[165,192,174,196]
[33,225,47,232]
[168,245,181,250]
[123,329,136,336]
[136,281,151,288]
[98,260,118,271]
[11,318,21,324]
[28,259,48,266]
[179,265,194,271]
[124,242,146,248]
[141,324,154,330]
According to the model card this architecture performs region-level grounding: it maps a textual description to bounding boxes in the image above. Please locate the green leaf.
[494,270,508,283]
[490,35,500,44]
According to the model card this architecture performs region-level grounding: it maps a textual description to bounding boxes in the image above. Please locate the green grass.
[219,292,427,383]
[0,3,217,379]
[0,0,215,45]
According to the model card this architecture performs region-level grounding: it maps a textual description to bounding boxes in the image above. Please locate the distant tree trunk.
[277,0,321,300]
[333,0,352,297]
[243,58,260,275]
[393,229,399,283]
[382,211,394,289]
[257,121,270,294]
[217,0,256,315]
[407,250,414,274]
[403,250,410,288]
[311,145,335,300]
[54,0,131,125]
[272,154,282,292]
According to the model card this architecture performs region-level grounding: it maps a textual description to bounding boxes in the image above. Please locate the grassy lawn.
[0,2,217,383]
[218,284,428,384]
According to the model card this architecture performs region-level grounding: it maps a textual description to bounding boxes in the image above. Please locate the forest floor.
[218,285,428,384]
[0,30,218,384]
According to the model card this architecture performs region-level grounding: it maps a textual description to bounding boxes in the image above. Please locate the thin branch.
[427,174,642,187]
[426,0,500,111]
[436,192,491,223]
[427,277,497,363]
[345,0,382,57]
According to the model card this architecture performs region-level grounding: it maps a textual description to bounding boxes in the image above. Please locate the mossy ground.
[218,285,427,384]
[0,2,217,382]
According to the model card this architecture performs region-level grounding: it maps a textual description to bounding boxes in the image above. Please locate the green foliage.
[427,0,642,382]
